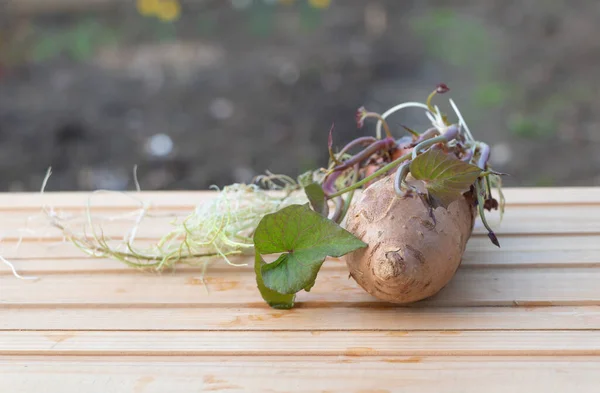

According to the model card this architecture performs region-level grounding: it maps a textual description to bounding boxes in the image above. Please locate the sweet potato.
[343,173,476,304]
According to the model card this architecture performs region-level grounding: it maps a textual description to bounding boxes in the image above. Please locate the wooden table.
[1,188,599,392]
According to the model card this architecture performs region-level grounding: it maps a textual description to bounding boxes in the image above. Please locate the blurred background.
[1,0,599,192]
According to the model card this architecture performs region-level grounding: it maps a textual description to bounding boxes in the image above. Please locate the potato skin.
[343,173,476,304]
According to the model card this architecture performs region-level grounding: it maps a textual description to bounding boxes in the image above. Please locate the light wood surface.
[1,188,600,392]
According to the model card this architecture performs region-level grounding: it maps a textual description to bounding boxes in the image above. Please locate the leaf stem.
[411,135,448,159]
[337,136,377,157]
[400,124,420,138]
[338,163,360,223]
[327,152,412,199]
[327,124,341,166]
[360,112,393,139]
[393,159,412,196]
[375,102,429,140]
[329,137,395,174]
[330,196,344,223]
[475,179,500,247]
[477,142,490,169]
[426,90,437,112]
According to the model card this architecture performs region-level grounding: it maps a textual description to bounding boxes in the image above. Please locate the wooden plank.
[0,188,598,393]
[469,205,600,234]
[3,204,600,246]
[2,330,600,356]
[2,234,598,264]
[0,239,164,260]
[0,190,274,211]
[2,306,599,331]
[1,356,599,393]
[491,187,600,205]
[0,209,189,241]
[1,247,599,275]
[2,268,600,307]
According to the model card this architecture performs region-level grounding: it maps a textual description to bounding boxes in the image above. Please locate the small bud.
[328,124,337,163]
[328,124,334,150]
[484,198,499,211]
[400,124,420,138]
[436,83,450,94]
[488,231,500,248]
[356,106,367,128]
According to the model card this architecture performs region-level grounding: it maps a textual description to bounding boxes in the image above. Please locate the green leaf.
[253,204,366,296]
[303,183,328,217]
[31,34,64,63]
[254,251,295,309]
[248,4,274,37]
[410,149,482,208]
[299,1,323,32]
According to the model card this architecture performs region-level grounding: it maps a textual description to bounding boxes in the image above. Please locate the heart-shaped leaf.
[410,149,482,208]
[254,252,295,309]
[253,204,366,297]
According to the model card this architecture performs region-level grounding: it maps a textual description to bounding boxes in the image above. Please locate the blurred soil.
[1,0,600,192]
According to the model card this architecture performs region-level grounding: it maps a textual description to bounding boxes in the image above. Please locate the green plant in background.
[300,0,329,31]
[410,8,562,141]
[506,84,594,139]
[248,2,276,37]
[472,82,512,109]
[507,113,555,138]
[196,13,218,36]
[507,94,562,138]
[136,0,181,40]
[134,0,332,38]
[410,7,597,143]
[410,9,514,112]
[30,17,119,63]
[1,0,332,68]
[533,175,556,187]
[137,0,181,22]
[244,0,332,36]
[411,9,493,71]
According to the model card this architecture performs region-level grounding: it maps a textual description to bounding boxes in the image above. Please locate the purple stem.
[441,124,459,141]
[393,160,412,196]
[329,196,344,223]
[331,137,395,173]
[322,137,395,196]
[322,171,342,196]
[395,135,413,149]
[462,146,474,162]
[477,143,490,169]
[410,128,439,146]
[337,136,378,157]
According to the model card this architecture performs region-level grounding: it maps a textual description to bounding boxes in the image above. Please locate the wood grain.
[2,356,599,393]
[2,268,599,307]
[2,306,599,331]
[2,204,600,244]
[3,330,600,356]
